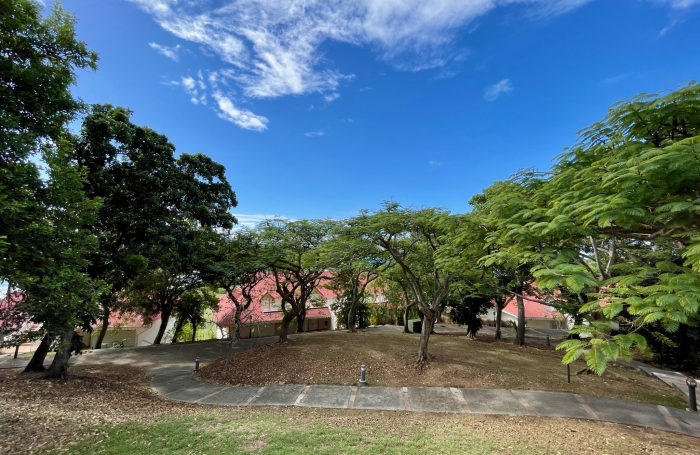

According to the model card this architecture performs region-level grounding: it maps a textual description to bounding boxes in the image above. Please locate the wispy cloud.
[324,93,341,102]
[658,20,678,36]
[149,42,180,61]
[212,92,268,131]
[601,74,629,85]
[650,0,700,7]
[484,79,513,101]
[128,0,595,130]
[436,70,459,79]
[180,71,207,104]
[304,131,325,137]
[428,160,444,166]
[162,70,268,131]
[649,0,699,36]
[359,87,373,92]
[232,213,295,229]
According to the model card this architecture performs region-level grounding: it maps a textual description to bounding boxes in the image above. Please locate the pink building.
[213,275,339,338]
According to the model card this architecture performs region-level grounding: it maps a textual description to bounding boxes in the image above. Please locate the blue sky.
[61,0,699,227]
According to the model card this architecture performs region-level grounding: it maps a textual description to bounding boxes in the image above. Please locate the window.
[261,295,280,312]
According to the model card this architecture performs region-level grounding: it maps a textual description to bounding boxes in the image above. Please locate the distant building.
[213,275,340,338]
[77,312,176,348]
[483,295,568,330]
[0,293,43,355]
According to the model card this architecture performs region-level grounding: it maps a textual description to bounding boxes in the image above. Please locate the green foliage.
[446,294,489,338]
[173,288,219,342]
[0,0,103,345]
[257,218,336,339]
[0,0,98,161]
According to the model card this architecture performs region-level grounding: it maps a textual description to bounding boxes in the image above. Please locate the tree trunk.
[403,304,413,334]
[432,310,440,334]
[347,298,357,333]
[24,334,50,373]
[43,327,74,379]
[94,305,111,349]
[191,320,197,342]
[417,309,435,367]
[13,343,20,359]
[171,317,185,343]
[153,309,171,345]
[514,295,526,346]
[278,313,295,343]
[234,306,243,341]
[495,301,504,340]
[296,307,306,333]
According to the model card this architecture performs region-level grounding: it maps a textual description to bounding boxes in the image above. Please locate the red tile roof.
[499,296,559,319]
[100,311,160,328]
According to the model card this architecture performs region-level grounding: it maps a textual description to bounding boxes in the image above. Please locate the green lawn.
[51,413,550,455]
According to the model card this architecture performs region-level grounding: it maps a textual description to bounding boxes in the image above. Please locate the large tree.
[258,219,335,342]
[74,106,238,345]
[349,203,453,367]
[1,0,101,377]
[323,222,390,332]
[204,229,266,342]
[18,143,103,377]
[534,83,700,374]
[468,179,554,346]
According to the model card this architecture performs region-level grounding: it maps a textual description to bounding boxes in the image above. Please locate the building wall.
[230,317,331,339]
[136,317,175,346]
[482,307,567,330]
[0,339,42,355]
[482,307,518,324]
[78,317,176,348]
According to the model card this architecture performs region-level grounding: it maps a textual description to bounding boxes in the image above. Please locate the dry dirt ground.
[1,364,699,455]
[198,330,687,408]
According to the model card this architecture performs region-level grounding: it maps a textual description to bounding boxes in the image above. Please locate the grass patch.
[41,409,698,455]
[199,330,688,408]
[52,415,550,455]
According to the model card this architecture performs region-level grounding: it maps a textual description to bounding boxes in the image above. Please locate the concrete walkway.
[619,359,697,399]
[154,370,700,438]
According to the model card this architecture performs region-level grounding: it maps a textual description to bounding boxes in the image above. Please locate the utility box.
[408,319,422,333]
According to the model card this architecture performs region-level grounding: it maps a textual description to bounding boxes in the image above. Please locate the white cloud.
[232,213,295,229]
[649,0,700,7]
[304,131,325,137]
[428,160,444,166]
[212,92,268,131]
[484,79,513,101]
[324,93,341,102]
[601,74,628,85]
[128,0,594,100]
[436,70,459,79]
[180,74,207,105]
[149,42,180,61]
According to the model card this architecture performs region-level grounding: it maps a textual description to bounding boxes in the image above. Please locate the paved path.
[619,360,697,399]
[5,331,700,438]
[153,371,700,438]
